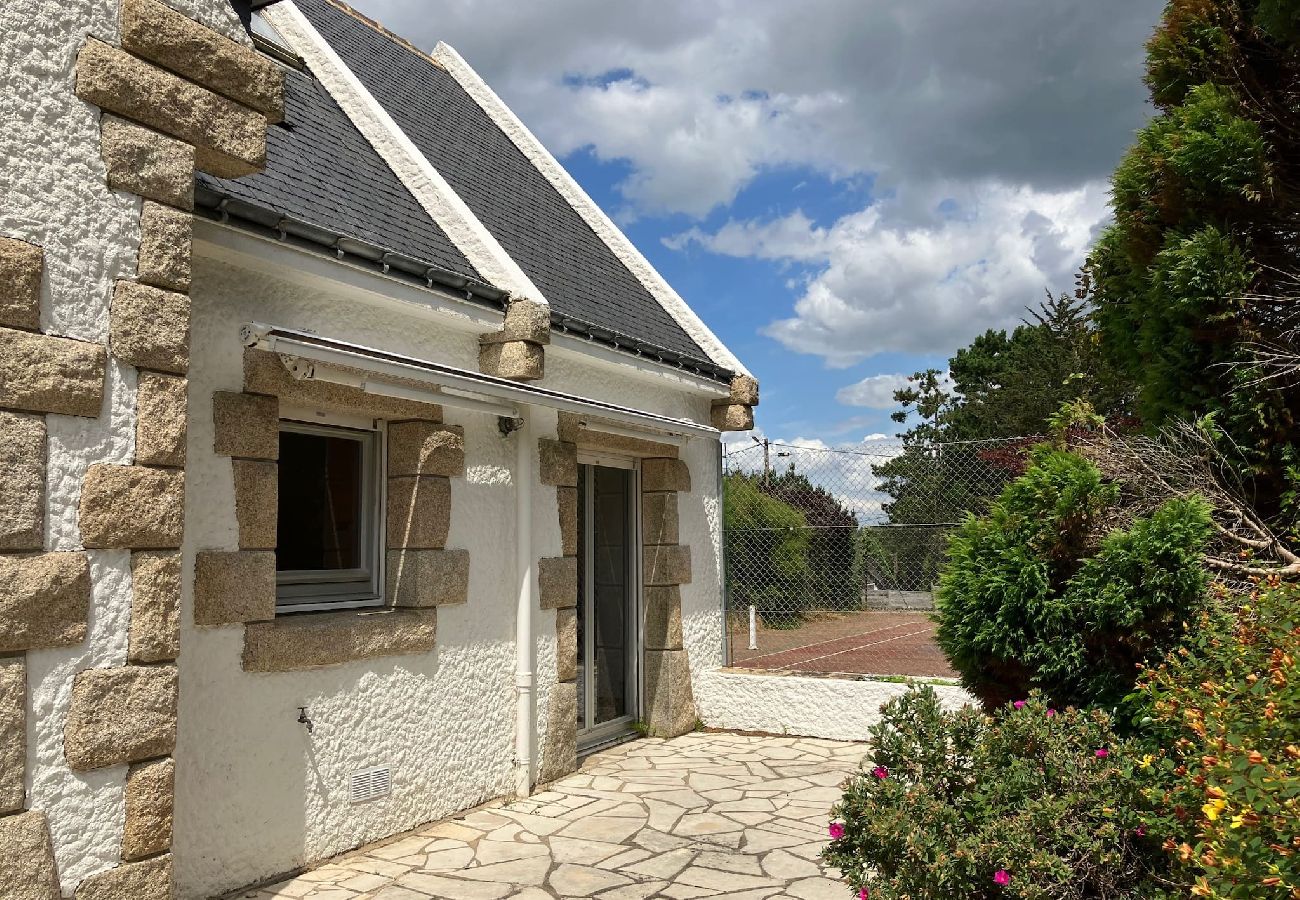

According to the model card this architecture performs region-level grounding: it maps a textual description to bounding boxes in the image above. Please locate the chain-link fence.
[722,435,1034,677]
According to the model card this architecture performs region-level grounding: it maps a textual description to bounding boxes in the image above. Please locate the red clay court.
[727,610,958,679]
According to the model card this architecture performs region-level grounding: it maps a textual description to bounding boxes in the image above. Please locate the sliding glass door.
[575,460,640,749]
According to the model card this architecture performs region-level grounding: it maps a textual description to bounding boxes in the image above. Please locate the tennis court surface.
[727,610,957,679]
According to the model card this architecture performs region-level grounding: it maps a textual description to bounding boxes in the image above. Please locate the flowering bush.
[824,686,1171,899]
[1134,579,1300,898]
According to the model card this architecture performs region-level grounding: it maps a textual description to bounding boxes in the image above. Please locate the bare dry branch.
[1071,420,1299,580]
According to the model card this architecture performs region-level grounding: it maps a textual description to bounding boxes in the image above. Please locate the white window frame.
[275,415,386,614]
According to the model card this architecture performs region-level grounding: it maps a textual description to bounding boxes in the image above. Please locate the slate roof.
[196,65,493,300]
[197,0,731,381]
[294,0,714,367]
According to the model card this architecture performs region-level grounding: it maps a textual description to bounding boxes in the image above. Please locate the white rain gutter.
[242,323,719,440]
[513,408,534,797]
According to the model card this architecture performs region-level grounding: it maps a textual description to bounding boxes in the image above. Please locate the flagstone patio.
[232,731,865,900]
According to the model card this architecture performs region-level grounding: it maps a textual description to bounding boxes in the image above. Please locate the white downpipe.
[514,409,535,798]
[748,605,758,651]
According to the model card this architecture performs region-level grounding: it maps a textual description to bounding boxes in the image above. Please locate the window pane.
[277,430,366,572]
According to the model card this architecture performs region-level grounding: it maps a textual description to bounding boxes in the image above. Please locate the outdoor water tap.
[297,706,314,732]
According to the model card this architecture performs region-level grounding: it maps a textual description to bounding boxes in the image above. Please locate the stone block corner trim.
[120,0,284,122]
[129,551,181,664]
[136,201,192,293]
[710,402,755,433]
[710,374,759,432]
[110,281,190,375]
[0,236,42,331]
[641,457,691,494]
[644,543,692,587]
[73,853,172,900]
[80,465,184,549]
[499,298,551,344]
[538,439,577,488]
[386,548,469,608]
[100,116,195,210]
[644,648,696,738]
[0,410,46,552]
[479,337,543,381]
[387,421,465,478]
[0,552,91,653]
[0,657,25,814]
[730,373,759,406]
[555,607,577,682]
[0,326,106,418]
[122,757,174,861]
[538,680,577,784]
[135,372,188,467]
[64,665,178,771]
[75,38,267,178]
[0,811,61,897]
[539,556,577,610]
[193,550,275,626]
[212,390,279,460]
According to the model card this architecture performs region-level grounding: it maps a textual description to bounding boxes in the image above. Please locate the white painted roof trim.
[193,220,730,397]
[264,1,546,304]
[432,42,749,377]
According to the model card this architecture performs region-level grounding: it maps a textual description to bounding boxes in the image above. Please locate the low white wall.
[695,669,974,743]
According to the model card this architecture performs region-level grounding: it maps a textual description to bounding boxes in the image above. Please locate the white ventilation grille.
[349,766,392,804]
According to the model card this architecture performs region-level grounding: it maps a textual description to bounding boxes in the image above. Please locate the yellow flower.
[1203,799,1227,821]
[1230,814,1245,829]
[1139,754,1155,769]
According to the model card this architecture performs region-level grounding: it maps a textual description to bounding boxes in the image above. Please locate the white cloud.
[351,0,1158,364]
[723,433,907,523]
[676,180,1111,365]
[354,0,1161,219]
[834,373,912,408]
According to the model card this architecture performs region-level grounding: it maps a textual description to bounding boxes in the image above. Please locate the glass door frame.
[575,452,643,752]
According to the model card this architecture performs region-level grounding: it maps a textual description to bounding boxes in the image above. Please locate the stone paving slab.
[231,732,863,900]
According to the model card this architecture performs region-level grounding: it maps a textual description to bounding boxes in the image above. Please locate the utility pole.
[762,437,771,487]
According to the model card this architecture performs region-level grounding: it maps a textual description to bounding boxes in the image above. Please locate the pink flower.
[858,890,870,900]
[1013,700,1025,710]
[1134,825,1146,837]
[993,869,1011,886]
[872,766,889,780]
[1095,748,1110,759]
[1046,708,1057,717]
[828,822,845,840]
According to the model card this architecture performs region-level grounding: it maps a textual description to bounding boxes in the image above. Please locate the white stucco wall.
[176,246,725,897]
[695,671,974,742]
[1,1,147,893]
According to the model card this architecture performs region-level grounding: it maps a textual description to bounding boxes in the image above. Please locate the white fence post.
[748,605,758,650]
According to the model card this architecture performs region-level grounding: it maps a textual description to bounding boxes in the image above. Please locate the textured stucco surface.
[0,1,140,343]
[26,551,133,891]
[176,250,728,897]
[157,0,251,46]
[1,0,148,893]
[695,670,975,742]
[177,259,541,898]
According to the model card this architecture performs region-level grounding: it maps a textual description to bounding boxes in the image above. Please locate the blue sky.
[355,0,1166,444]
[570,153,919,441]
